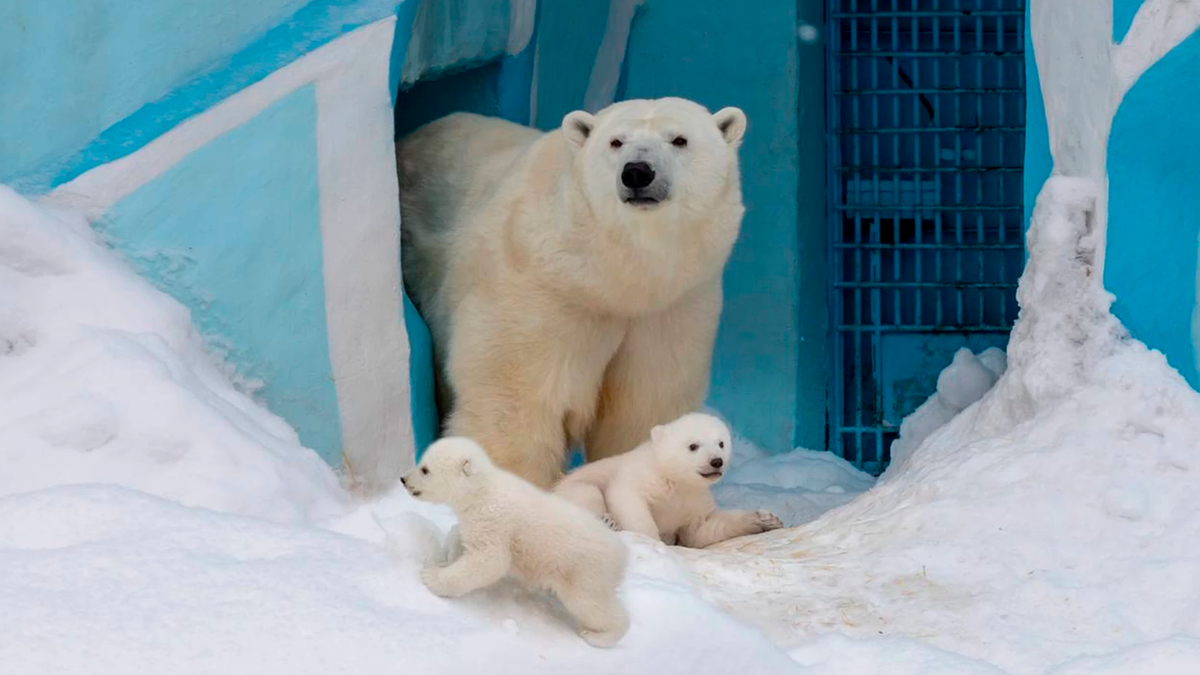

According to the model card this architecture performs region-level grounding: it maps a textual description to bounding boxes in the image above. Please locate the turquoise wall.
[1,0,413,465]
[3,0,408,194]
[1106,22,1200,387]
[0,0,306,187]
[104,87,343,462]
[620,0,827,452]
[1025,1,1200,388]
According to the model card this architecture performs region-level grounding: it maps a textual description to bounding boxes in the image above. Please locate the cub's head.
[400,437,492,505]
[561,97,746,219]
[649,412,734,485]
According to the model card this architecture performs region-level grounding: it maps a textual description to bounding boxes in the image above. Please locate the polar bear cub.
[401,437,630,647]
[554,413,784,548]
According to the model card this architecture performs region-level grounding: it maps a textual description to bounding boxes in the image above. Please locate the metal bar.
[825,0,1027,473]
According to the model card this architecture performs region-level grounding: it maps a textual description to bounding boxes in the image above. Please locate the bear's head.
[561,97,746,221]
[648,412,734,485]
[401,437,492,505]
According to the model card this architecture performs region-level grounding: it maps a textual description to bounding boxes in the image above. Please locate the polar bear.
[396,97,747,488]
[553,412,784,548]
[401,437,630,647]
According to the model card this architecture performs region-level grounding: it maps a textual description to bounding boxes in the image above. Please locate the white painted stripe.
[314,17,415,488]
[583,0,645,114]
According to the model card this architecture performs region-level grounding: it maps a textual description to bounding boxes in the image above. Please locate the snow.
[0,185,799,674]
[5,172,1200,674]
[683,177,1200,674]
[0,186,345,523]
[887,346,1007,473]
[714,437,874,527]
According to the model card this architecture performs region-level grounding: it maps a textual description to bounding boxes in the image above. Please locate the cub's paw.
[420,565,453,597]
[751,510,784,533]
[599,513,620,531]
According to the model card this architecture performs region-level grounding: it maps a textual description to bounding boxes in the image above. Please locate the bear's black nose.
[621,161,656,189]
[400,476,407,485]
[709,457,724,469]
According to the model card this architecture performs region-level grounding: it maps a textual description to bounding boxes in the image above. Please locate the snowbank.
[888,346,1007,473]
[7,174,1200,674]
[684,177,1200,674]
[0,485,800,675]
[0,187,801,673]
[714,441,874,527]
[0,186,345,523]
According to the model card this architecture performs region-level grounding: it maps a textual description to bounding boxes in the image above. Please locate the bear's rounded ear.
[650,425,665,444]
[461,458,473,476]
[562,110,596,147]
[713,107,747,146]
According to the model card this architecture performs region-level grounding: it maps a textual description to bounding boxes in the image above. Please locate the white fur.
[401,437,630,647]
[396,97,747,488]
[553,413,784,548]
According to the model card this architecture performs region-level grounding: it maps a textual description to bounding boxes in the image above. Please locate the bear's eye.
[718,441,725,449]
[610,138,623,149]
[420,466,429,475]
[688,443,700,452]
[672,136,688,148]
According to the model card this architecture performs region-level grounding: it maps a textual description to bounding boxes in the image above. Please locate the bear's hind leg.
[555,583,630,648]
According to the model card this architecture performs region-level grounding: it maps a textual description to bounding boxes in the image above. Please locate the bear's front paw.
[421,564,454,597]
[599,513,620,531]
[751,510,785,533]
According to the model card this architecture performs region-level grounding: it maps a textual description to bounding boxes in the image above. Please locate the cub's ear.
[562,110,596,147]
[650,425,665,444]
[461,458,473,476]
[713,107,747,146]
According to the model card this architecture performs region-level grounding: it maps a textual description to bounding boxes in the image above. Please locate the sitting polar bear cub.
[397,97,747,489]
[401,437,630,648]
[554,413,784,548]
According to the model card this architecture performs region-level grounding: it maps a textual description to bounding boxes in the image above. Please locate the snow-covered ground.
[684,177,1200,674]
[3,174,1200,674]
[0,185,801,674]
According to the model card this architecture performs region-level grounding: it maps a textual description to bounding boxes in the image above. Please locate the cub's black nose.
[400,476,407,485]
[621,161,655,189]
[709,458,724,469]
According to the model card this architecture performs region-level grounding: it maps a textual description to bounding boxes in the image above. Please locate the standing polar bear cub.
[397,97,747,488]
[554,413,784,548]
[402,437,630,647]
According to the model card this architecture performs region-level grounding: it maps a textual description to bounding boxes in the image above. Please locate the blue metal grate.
[826,0,1026,474]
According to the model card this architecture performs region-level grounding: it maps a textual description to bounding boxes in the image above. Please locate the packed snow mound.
[703,409,874,527]
[0,186,345,523]
[0,485,802,675]
[682,177,1200,674]
[0,187,804,673]
[888,346,1008,472]
[714,446,874,527]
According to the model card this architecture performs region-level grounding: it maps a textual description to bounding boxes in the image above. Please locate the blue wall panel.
[3,0,408,194]
[104,86,343,463]
[1107,28,1200,387]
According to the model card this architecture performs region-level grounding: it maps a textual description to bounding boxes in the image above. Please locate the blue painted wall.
[531,0,610,129]
[1,0,413,467]
[1107,28,1200,387]
[1025,1,1200,388]
[3,0,408,194]
[0,0,306,186]
[104,87,344,462]
[619,0,827,452]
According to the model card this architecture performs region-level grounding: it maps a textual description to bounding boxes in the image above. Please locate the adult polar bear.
[397,97,747,488]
